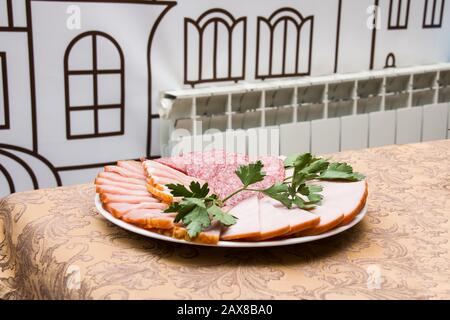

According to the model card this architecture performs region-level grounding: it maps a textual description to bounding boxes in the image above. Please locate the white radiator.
[160,63,450,156]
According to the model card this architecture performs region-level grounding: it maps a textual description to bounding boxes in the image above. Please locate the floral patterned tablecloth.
[1,140,450,300]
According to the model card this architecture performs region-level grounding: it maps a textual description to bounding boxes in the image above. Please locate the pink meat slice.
[97,172,146,185]
[96,185,150,197]
[104,202,169,218]
[122,209,175,229]
[254,198,320,239]
[104,165,146,180]
[100,194,158,204]
[117,160,145,176]
[220,196,260,240]
[300,180,367,236]
[95,177,147,191]
[248,197,291,241]
[143,160,194,185]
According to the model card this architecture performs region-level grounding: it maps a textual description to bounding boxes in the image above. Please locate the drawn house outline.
[64,31,125,140]
[423,0,446,28]
[255,7,314,80]
[0,52,10,130]
[184,8,247,86]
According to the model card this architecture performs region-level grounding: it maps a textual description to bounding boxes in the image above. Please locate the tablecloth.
[1,140,450,299]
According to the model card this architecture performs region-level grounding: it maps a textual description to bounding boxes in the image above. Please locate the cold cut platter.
[94,151,368,247]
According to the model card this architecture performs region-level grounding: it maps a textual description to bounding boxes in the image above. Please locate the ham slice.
[171,222,222,245]
[104,165,146,180]
[143,160,193,185]
[248,198,291,241]
[104,202,169,218]
[95,177,147,191]
[97,172,146,185]
[117,160,145,176]
[220,196,260,240]
[95,185,150,196]
[250,198,320,240]
[100,193,158,204]
[300,180,368,236]
[122,209,174,229]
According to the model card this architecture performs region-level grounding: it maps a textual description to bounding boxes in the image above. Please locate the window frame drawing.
[423,0,446,28]
[0,52,10,130]
[388,0,411,30]
[384,52,397,68]
[255,7,314,80]
[64,31,125,140]
[184,8,247,87]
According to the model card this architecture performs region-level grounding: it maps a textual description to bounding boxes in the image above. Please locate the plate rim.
[95,194,367,248]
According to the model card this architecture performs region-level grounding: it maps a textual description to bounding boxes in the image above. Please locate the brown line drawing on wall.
[384,52,397,68]
[64,31,125,140]
[0,148,39,189]
[255,7,314,80]
[334,0,342,73]
[370,0,380,70]
[26,0,38,152]
[0,52,10,130]
[388,0,410,30]
[0,143,62,186]
[0,163,15,193]
[146,2,176,158]
[184,8,247,87]
[6,0,14,27]
[423,0,446,28]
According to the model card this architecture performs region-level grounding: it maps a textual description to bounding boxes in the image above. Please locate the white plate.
[95,195,367,248]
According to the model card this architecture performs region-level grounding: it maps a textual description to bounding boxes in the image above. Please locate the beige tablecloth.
[1,140,450,299]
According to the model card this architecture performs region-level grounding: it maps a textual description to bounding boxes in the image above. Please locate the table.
[1,140,450,299]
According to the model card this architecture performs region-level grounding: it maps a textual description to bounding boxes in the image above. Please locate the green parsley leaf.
[263,183,292,208]
[293,196,318,210]
[303,158,329,175]
[293,153,313,171]
[166,183,193,197]
[182,205,211,238]
[235,161,266,188]
[318,162,365,181]
[207,204,236,226]
[189,181,210,198]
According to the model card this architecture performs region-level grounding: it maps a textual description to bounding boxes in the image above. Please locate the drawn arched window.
[64,31,125,139]
[423,0,445,28]
[255,7,314,80]
[388,0,411,29]
[184,9,247,86]
[0,52,9,130]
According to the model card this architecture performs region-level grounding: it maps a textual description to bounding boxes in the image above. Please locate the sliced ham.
[252,198,321,240]
[146,175,181,186]
[100,193,158,204]
[104,165,146,180]
[122,209,174,229]
[300,180,368,236]
[143,160,193,185]
[96,185,150,197]
[171,222,222,245]
[220,196,260,240]
[97,172,146,185]
[104,202,169,218]
[117,160,145,176]
[95,177,147,191]
[248,198,291,241]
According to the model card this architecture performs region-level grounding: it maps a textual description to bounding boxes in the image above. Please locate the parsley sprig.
[165,153,365,238]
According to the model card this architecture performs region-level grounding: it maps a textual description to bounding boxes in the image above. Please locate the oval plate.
[95,195,367,248]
